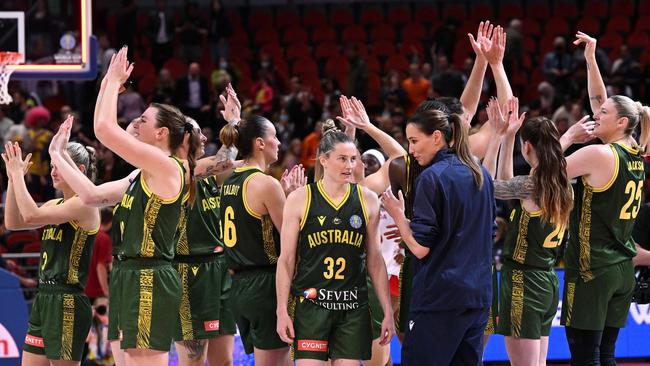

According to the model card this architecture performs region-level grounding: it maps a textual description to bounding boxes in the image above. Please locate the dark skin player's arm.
[389,156,407,196]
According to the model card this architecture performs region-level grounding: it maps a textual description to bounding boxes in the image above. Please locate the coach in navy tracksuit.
[383,109,495,366]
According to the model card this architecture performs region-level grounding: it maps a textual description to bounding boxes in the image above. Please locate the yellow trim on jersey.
[299,185,312,230]
[242,172,263,220]
[234,166,260,173]
[520,200,543,217]
[590,145,619,193]
[404,154,411,197]
[140,158,185,204]
[316,180,350,211]
[357,185,369,224]
[68,219,99,235]
[615,141,640,155]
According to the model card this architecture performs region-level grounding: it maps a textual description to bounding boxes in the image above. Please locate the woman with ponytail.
[218,110,304,365]
[541,32,650,365]
[276,121,394,365]
[483,97,573,366]
[382,108,495,365]
[3,130,100,365]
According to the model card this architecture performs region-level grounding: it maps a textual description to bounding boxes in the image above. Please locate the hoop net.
[0,52,22,105]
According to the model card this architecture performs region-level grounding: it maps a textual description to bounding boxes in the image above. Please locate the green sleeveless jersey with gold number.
[291,181,369,310]
[39,198,98,290]
[219,166,280,270]
[566,143,644,281]
[113,158,185,261]
[176,176,224,256]
[502,203,565,270]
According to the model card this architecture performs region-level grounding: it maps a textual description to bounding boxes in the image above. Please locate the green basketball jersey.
[114,158,185,261]
[502,203,565,270]
[565,143,644,281]
[219,166,280,270]
[176,176,224,256]
[39,198,98,290]
[291,181,369,310]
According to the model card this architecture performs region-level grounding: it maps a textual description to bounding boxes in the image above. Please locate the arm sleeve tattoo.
[493,175,535,200]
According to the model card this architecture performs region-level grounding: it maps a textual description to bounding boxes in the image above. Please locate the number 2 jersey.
[40,198,98,290]
[565,143,644,281]
[219,167,280,270]
[292,181,369,310]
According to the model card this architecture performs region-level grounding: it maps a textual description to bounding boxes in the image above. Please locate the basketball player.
[276,121,394,365]
[4,138,99,366]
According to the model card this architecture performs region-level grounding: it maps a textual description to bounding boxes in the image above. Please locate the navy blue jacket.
[409,149,495,312]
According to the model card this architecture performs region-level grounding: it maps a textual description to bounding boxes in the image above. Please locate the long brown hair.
[151,103,199,204]
[219,115,271,158]
[520,117,573,226]
[407,109,484,188]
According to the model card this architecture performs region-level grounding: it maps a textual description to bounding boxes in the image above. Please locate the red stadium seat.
[523,36,537,54]
[370,25,396,42]
[226,9,243,29]
[325,56,350,76]
[249,10,274,30]
[442,4,466,21]
[315,42,339,60]
[544,18,570,37]
[331,8,354,27]
[7,231,40,252]
[583,1,608,18]
[254,28,279,46]
[611,0,635,17]
[286,43,311,61]
[635,18,650,33]
[228,30,249,46]
[283,26,309,45]
[641,0,650,15]
[260,43,284,63]
[627,32,650,49]
[384,54,410,74]
[303,9,327,28]
[526,3,550,20]
[162,58,187,80]
[360,7,384,26]
[598,33,624,50]
[291,57,319,78]
[522,18,541,37]
[469,3,495,22]
[388,6,411,25]
[606,16,631,34]
[414,5,438,24]
[229,45,253,61]
[399,40,424,58]
[372,41,396,58]
[341,25,366,44]
[131,59,156,80]
[364,56,381,73]
[312,26,337,43]
[576,17,600,36]
[554,1,578,18]
[500,2,524,20]
[138,74,157,97]
[402,23,427,42]
[276,9,300,29]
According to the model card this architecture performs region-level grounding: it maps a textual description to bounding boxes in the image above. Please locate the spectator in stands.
[432,19,458,61]
[300,120,323,173]
[285,76,322,138]
[0,107,15,152]
[403,63,432,116]
[116,0,138,59]
[85,208,113,304]
[24,106,54,202]
[543,37,574,96]
[346,44,369,102]
[504,19,523,72]
[552,95,577,126]
[211,57,240,89]
[611,45,642,98]
[275,106,293,148]
[116,83,146,125]
[175,2,208,64]
[174,62,210,125]
[7,90,35,124]
[380,71,409,116]
[209,0,232,61]
[251,73,275,117]
[97,33,116,79]
[202,127,218,157]
[321,77,342,120]
[147,0,174,71]
[152,68,175,104]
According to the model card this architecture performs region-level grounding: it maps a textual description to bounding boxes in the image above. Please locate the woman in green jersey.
[218,113,302,366]
[555,32,650,365]
[483,97,573,366]
[276,120,395,365]
[3,138,99,366]
[49,47,204,366]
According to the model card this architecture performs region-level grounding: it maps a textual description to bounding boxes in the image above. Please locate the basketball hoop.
[0,52,22,105]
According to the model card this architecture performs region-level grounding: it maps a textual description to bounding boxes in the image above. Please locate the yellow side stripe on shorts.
[511,270,524,338]
[179,263,194,340]
[137,269,154,348]
[565,282,576,327]
[60,294,75,360]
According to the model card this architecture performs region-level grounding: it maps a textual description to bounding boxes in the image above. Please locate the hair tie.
[184,122,194,133]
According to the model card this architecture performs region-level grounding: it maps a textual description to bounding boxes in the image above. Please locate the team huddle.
[4,20,648,366]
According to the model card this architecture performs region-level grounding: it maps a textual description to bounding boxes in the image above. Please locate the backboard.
[0,0,96,80]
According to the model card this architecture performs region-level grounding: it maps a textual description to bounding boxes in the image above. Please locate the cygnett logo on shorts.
[24,334,44,348]
[204,320,220,331]
[297,339,328,352]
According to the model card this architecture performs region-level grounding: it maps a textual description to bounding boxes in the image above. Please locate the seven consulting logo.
[0,323,19,358]
[303,288,318,299]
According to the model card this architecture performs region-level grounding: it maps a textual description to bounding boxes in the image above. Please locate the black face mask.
[95,305,107,315]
